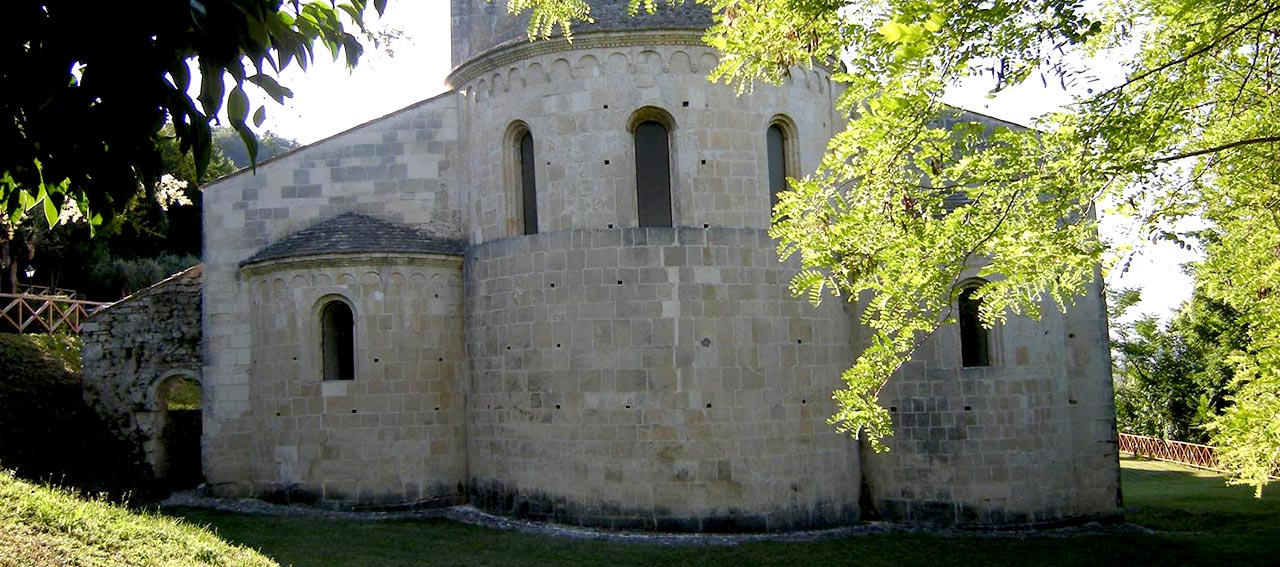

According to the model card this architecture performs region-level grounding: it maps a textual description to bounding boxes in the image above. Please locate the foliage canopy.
[510,0,1280,493]
[0,0,386,229]
[1111,287,1244,444]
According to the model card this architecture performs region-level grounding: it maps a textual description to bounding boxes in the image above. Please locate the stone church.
[83,0,1120,531]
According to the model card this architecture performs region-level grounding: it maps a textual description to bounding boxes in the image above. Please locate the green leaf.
[878,20,920,43]
[338,3,364,28]
[19,187,36,213]
[247,74,294,104]
[253,106,267,128]
[924,13,943,33]
[192,121,213,181]
[228,85,250,125]
[878,20,907,42]
[42,195,57,228]
[197,61,226,116]
[232,122,260,169]
[342,33,362,68]
[170,62,190,92]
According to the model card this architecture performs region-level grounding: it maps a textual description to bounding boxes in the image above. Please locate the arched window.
[766,116,798,212]
[958,285,990,367]
[506,122,538,235]
[321,300,355,380]
[519,130,539,235]
[767,123,788,208]
[634,119,673,228]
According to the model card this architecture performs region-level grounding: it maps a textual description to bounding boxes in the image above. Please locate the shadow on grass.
[166,458,1278,567]
[175,509,1205,567]
[1120,456,1280,562]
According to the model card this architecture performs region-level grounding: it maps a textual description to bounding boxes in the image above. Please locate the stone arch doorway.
[152,372,204,489]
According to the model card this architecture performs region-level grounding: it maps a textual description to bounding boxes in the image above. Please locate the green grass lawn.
[1120,458,1280,563]
[171,458,1280,567]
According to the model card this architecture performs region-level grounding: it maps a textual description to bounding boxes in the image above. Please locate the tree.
[1112,287,1245,443]
[512,0,1280,493]
[0,0,388,229]
[22,126,238,300]
[214,127,301,169]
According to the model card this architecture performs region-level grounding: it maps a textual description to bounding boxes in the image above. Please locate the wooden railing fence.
[0,293,111,334]
[15,284,82,298]
[1118,433,1220,472]
[1119,433,1280,479]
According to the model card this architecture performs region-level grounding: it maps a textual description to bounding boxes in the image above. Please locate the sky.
[247,2,1196,323]
[251,3,453,145]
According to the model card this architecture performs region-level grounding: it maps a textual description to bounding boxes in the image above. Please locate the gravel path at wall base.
[160,491,1154,546]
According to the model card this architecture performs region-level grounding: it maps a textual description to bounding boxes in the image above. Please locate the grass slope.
[0,470,276,567]
[169,457,1280,567]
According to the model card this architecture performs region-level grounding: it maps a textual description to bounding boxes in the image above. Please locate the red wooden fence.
[1119,432,1280,479]
[1121,435,1280,478]
[1118,433,1220,472]
[0,293,111,334]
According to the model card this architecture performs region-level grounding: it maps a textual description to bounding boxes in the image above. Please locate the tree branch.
[1152,136,1280,164]
[1099,4,1280,99]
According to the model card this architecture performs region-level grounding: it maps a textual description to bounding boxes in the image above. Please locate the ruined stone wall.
[201,93,463,497]
[81,265,203,477]
[466,228,859,531]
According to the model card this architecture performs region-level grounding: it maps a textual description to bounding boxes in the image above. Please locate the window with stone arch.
[629,107,675,228]
[958,282,991,367]
[766,115,799,210]
[505,121,539,235]
[319,297,356,381]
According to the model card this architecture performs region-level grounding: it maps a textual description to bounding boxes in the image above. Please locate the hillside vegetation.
[0,470,277,567]
[0,333,146,496]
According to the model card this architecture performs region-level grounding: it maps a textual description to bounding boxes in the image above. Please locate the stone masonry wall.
[190,4,1122,528]
[81,265,203,478]
[201,93,463,496]
[449,0,713,68]
[466,227,860,531]
[856,110,1122,527]
[241,254,467,506]
[1063,270,1123,517]
[453,36,841,243]
[861,273,1121,526]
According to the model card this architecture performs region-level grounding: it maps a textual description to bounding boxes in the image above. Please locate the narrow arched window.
[519,131,539,235]
[959,286,990,367]
[767,124,788,208]
[321,300,355,380]
[635,120,673,228]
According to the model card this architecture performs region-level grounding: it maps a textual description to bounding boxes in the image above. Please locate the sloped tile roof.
[242,212,465,266]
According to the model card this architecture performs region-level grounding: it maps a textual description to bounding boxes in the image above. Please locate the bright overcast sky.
[248,2,1194,322]
[253,2,453,145]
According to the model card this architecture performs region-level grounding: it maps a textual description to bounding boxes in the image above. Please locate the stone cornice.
[447,30,709,88]
[240,252,463,277]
